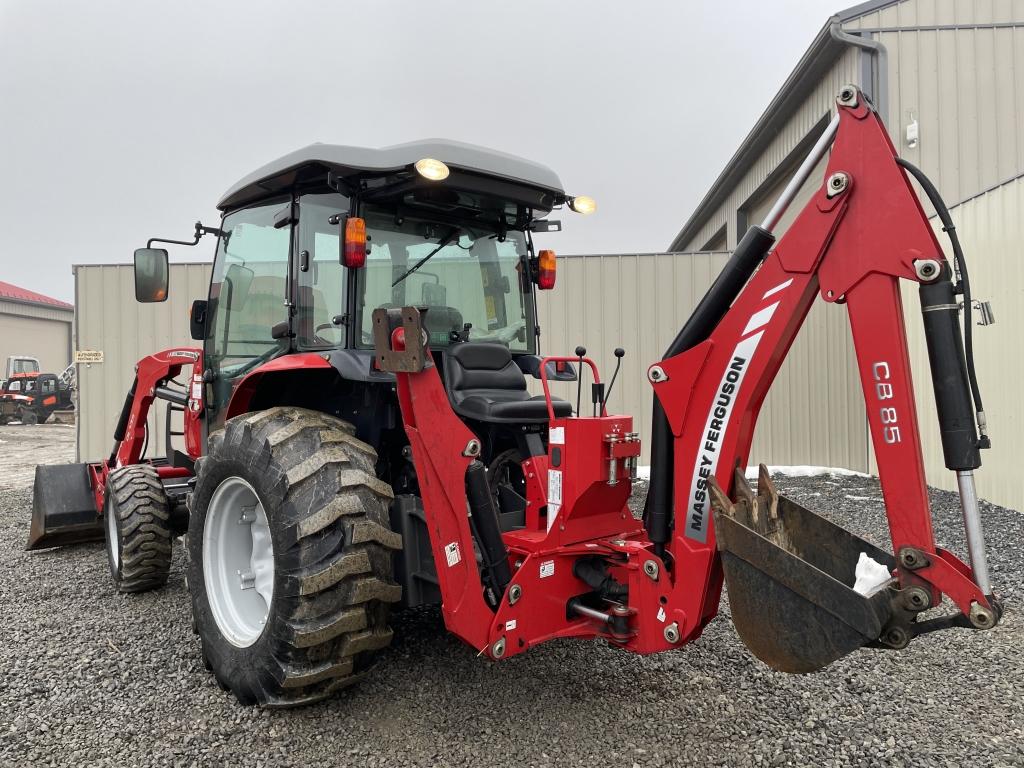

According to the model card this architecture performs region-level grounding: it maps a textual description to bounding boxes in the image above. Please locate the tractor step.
[710,465,898,673]
[26,463,102,550]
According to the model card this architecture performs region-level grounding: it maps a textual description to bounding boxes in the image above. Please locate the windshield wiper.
[391,226,461,288]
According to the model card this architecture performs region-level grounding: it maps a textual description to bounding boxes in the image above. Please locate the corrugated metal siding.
[74,263,211,461]
[851,20,1024,212]
[0,299,73,324]
[846,0,1024,30]
[0,312,72,375]
[535,253,869,471]
[877,176,1024,510]
[683,48,862,251]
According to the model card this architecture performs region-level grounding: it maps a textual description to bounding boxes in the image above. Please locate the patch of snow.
[745,465,872,479]
[633,465,872,482]
[845,494,882,502]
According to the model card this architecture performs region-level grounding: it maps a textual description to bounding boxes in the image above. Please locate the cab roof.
[218,139,565,211]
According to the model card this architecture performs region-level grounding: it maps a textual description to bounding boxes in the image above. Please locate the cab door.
[37,374,59,409]
[203,198,294,433]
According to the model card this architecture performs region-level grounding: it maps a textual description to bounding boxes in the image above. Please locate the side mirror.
[190,299,208,341]
[134,248,169,303]
[224,263,255,311]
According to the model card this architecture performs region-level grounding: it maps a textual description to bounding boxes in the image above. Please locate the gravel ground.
[0,422,77,493]
[1,423,1022,767]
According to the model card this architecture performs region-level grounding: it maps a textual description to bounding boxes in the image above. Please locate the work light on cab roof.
[414,157,450,181]
[568,194,596,215]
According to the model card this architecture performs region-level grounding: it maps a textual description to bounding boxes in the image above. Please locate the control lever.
[602,348,625,412]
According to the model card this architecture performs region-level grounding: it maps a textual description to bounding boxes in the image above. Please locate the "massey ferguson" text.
[688,354,747,535]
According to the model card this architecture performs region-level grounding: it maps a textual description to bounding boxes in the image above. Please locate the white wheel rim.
[106,495,119,570]
[203,476,275,648]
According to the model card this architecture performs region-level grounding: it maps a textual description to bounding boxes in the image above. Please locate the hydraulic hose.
[896,158,989,447]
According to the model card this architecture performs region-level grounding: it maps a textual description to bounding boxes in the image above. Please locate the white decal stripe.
[685,330,765,543]
[762,278,793,299]
[741,301,780,337]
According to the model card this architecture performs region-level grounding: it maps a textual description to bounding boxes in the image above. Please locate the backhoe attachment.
[713,466,903,673]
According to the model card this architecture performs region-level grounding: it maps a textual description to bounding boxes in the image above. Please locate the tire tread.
[190,407,402,707]
[107,464,173,593]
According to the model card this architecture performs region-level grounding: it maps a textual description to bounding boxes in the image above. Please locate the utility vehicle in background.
[1,365,75,424]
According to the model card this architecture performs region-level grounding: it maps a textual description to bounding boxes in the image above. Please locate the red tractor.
[29,86,1001,707]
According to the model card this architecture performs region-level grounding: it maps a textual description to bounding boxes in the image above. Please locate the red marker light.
[343,217,367,268]
[537,250,556,290]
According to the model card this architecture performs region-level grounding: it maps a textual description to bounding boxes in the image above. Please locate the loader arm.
[374,86,999,672]
[26,347,203,550]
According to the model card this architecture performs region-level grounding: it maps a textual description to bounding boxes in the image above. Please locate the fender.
[224,353,334,420]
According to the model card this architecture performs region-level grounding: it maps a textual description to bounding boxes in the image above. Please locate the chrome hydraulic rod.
[570,602,613,625]
[760,113,841,233]
[956,470,992,595]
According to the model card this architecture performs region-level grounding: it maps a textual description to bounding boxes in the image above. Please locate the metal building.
[74,263,210,461]
[662,0,1024,510]
[0,281,73,375]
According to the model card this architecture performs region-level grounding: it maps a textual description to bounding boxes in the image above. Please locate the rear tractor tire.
[104,464,173,592]
[186,407,402,707]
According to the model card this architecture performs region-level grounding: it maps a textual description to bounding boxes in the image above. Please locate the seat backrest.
[445,342,526,396]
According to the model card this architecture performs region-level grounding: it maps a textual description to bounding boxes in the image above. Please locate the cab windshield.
[358,206,535,352]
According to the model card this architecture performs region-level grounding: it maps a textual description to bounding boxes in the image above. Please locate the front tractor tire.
[19,407,38,425]
[187,407,402,707]
[104,464,174,592]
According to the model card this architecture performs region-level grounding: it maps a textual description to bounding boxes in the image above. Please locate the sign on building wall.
[73,350,104,364]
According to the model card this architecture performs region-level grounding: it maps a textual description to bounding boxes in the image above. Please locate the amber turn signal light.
[537,249,556,290]
[343,217,367,268]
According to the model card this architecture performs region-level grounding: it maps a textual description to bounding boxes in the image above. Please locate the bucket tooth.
[708,475,735,519]
[732,468,756,507]
[757,464,780,522]
[712,466,898,673]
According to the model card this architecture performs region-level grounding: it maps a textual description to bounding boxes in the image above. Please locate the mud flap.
[26,463,103,551]
[711,465,898,673]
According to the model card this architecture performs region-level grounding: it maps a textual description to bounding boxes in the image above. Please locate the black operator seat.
[444,342,573,423]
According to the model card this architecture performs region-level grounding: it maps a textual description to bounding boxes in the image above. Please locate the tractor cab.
[136,139,593,470]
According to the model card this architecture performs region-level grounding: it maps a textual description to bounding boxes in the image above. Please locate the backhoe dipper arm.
[648,86,998,649]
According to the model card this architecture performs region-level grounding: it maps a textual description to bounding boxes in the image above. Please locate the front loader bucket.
[26,463,103,551]
[710,466,898,673]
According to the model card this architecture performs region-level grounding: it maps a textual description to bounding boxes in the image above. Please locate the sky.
[0,0,845,303]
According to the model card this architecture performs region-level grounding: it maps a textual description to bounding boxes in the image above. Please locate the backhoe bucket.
[710,465,898,673]
[26,463,102,550]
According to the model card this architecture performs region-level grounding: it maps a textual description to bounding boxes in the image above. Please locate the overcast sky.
[0,0,843,302]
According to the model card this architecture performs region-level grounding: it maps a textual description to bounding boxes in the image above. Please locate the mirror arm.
[147,221,223,249]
